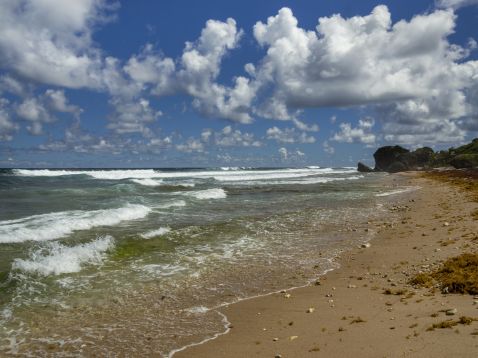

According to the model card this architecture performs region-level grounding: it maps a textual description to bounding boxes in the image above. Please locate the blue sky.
[0,0,477,168]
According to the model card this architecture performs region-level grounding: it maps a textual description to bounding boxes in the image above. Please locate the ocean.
[0,167,414,356]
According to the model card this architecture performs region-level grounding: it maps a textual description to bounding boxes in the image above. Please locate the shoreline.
[175,172,478,357]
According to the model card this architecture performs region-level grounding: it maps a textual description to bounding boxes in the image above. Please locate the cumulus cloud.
[266,126,316,144]
[248,6,478,144]
[0,98,18,140]
[436,0,478,9]
[124,19,254,123]
[322,140,335,154]
[107,98,161,136]
[12,90,83,135]
[176,138,205,153]
[0,0,117,89]
[332,117,376,145]
[278,147,288,160]
[201,125,261,147]
[277,147,305,162]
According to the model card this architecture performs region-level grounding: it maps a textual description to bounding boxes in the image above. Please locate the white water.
[131,178,163,187]
[186,188,227,200]
[12,236,114,276]
[13,168,356,182]
[0,205,151,243]
[375,186,420,197]
[141,227,171,239]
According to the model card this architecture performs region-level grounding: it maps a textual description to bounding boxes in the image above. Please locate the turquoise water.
[0,167,406,356]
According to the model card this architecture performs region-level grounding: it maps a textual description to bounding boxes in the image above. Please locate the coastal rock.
[373,145,410,172]
[450,154,478,169]
[387,161,408,173]
[359,138,478,172]
[357,162,374,172]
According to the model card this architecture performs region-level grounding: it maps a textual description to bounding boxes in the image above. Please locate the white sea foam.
[229,175,363,186]
[141,227,171,239]
[186,306,210,314]
[12,236,114,276]
[186,188,227,200]
[375,186,421,197]
[13,167,356,182]
[131,178,163,187]
[156,200,187,209]
[141,263,186,277]
[0,204,151,243]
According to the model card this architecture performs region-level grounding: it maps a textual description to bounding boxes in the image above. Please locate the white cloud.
[248,6,478,144]
[292,118,319,132]
[0,98,18,140]
[107,98,162,136]
[176,138,205,153]
[436,0,478,9]
[124,44,176,95]
[44,90,82,118]
[278,147,288,160]
[332,117,376,145]
[322,140,335,154]
[277,147,305,162]
[0,0,117,89]
[266,126,316,144]
[15,98,54,135]
[124,19,253,124]
[201,126,262,147]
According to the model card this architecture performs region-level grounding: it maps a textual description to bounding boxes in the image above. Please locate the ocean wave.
[155,200,186,209]
[11,236,114,276]
[13,167,356,182]
[13,169,159,180]
[0,204,151,243]
[225,175,364,186]
[186,188,227,200]
[131,178,163,187]
[141,227,171,239]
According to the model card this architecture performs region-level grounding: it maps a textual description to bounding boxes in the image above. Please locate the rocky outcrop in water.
[357,162,374,173]
[357,138,478,173]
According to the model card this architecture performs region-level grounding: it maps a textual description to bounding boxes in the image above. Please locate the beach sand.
[176,172,478,357]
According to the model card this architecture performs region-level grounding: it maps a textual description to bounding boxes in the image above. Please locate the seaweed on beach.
[426,316,477,331]
[410,253,478,295]
[421,169,478,201]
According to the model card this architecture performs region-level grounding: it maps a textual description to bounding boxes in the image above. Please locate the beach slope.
[177,172,478,357]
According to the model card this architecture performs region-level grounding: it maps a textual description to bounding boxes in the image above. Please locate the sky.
[0,0,477,168]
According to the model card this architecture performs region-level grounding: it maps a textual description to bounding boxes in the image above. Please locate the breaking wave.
[12,236,115,276]
[141,227,171,239]
[0,205,151,243]
[186,188,227,200]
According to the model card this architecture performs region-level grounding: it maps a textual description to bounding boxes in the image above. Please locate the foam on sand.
[0,204,151,243]
[12,236,115,276]
[375,186,421,197]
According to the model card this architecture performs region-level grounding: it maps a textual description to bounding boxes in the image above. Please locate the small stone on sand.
[446,308,457,316]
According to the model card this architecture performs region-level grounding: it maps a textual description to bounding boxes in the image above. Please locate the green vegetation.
[432,138,478,168]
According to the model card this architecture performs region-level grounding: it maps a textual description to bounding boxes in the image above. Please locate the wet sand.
[176,173,478,357]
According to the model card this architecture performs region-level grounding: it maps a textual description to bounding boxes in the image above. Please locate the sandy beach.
[177,172,478,357]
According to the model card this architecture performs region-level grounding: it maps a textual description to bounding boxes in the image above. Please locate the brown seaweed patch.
[409,253,478,295]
